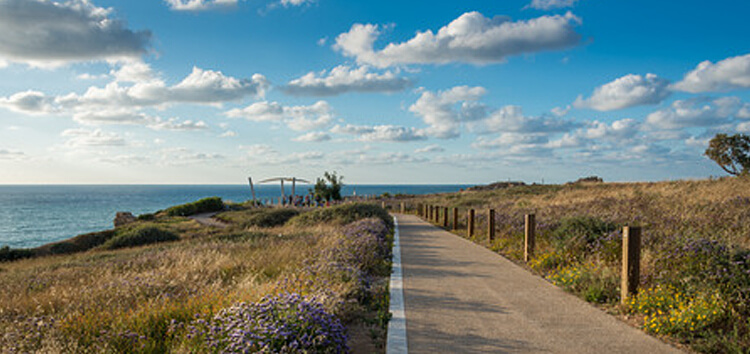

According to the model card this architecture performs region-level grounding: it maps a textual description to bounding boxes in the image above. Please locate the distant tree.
[705,133,750,176]
[311,171,344,202]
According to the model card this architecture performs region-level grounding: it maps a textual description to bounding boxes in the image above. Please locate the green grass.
[165,197,224,217]
[288,202,393,228]
[101,224,179,250]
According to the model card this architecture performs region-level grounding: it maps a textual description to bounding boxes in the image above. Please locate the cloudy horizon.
[1,0,749,184]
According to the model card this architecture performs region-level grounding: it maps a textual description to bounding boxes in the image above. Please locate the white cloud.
[226,100,334,131]
[149,118,208,131]
[0,90,57,115]
[0,0,150,66]
[157,147,224,165]
[473,133,549,149]
[334,11,581,68]
[526,0,579,10]
[293,131,331,142]
[409,86,487,139]
[582,119,640,141]
[280,0,315,6]
[219,130,237,138]
[646,97,743,130]
[472,105,579,134]
[331,124,427,142]
[62,129,126,148]
[284,65,411,96]
[573,73,671,111]
[165,0,237,11]
[2,66,268,124]
[415,144,445,153]
[672,53,750,93]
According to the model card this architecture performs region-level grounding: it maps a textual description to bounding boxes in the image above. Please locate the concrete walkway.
[394,213,683,354]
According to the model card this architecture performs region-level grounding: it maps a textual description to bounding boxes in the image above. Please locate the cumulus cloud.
[581,119,641,141]
[0,90,57,115]
[334,11,581,68]
[526,0,579,10]
[226,100,334,131]
[219,130,237,138]
[0,0,150,66]
[672,53,750,93]
[573,74,671,111]
[415,144,445,153]
[149,118,208,131]
[293,131,331,142]
[331,124,427,142]
[473,133,549,149]
[280,0,315,7]
[165,0,237,11]
[1,66,268,122]
[471,105,579,134]
[409,86,487,138]
[646,97,744,130]
[284,65,412,96]
[62,128,126,148]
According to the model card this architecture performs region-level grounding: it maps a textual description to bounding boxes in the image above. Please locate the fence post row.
[468,209,475,237]
[524,214,535,262]
[488,209,495,241]
[621,226,641,304]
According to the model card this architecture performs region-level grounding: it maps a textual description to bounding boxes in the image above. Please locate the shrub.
[242,208,300,228]
[102,225,179,250]
[166,197,224,217]
[0,246,34,262]
[289,203,393,229]
[196,293,348,353]
[35,229,116,256]
[550,216,617,262]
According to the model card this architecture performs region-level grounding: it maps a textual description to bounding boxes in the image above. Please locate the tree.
[311,171,344,202]
[705,133,750,176]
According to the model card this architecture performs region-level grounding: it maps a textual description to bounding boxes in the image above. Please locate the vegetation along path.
[393,213,683,354]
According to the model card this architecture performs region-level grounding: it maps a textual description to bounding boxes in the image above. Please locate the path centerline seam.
[386,215,408,354]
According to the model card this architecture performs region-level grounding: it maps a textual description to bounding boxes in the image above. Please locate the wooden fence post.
[488,209,495,241]
[524,214,536,262]
[443,207,448,228]
[468,209,475,237]
[621,226,641,304]
[400,202,404,214]
[381,201,386,209]
[452,207,458,230]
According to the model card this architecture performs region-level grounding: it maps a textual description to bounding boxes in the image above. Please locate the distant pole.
[453,207,458,230]
[468,209,475,237]
[621,226,642,304]
[443,207,448,228]
[292,177,296,198]
[524,214,536,262]
[280,179,285,202]
[488,209,495,242]
[248,177,256,203]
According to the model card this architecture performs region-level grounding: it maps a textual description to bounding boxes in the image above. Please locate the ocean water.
[0,184,470,249]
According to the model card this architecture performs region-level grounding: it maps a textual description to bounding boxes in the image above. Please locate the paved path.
[188,212,229,228]
[394,213,683,354]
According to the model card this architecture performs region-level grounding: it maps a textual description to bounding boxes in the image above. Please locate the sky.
[1,0,749,185]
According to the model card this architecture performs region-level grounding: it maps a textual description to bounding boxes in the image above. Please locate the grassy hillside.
[390,177,750,353]
[0,203,392,353]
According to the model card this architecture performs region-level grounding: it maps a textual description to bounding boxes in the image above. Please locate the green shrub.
[0,246,34,262]
[36,230,116,256]
[102,225,179,250]
[241,208,300,228]
[550,216,617,262]
[137,213,156,221]
[289,203,393,229]
[165,197,224,217]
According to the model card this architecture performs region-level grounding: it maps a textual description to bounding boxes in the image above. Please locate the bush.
[550,216,617,262]
[165,197,224,217]
[0,246,34,262]
[102,225,179,250]
[196,293,348,353]
[35,230,116,256]
[289,203,393,229]
[241,208,300,228]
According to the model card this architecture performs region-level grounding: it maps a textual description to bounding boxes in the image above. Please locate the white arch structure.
[248,176,311,203]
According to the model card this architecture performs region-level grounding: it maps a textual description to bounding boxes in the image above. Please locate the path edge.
[386,215,408,354]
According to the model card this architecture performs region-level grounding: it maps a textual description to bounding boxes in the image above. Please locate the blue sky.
[1,0,749,184]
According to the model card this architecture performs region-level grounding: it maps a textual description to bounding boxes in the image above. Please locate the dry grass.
[0,204,390,352]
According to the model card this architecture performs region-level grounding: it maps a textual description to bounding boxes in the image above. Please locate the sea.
[0,184,471,249]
